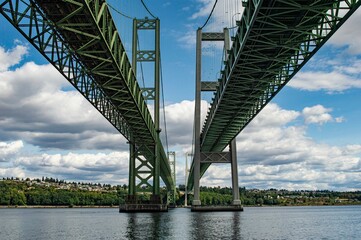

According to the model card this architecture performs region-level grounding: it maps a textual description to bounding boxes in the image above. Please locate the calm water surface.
[0,206,360,239]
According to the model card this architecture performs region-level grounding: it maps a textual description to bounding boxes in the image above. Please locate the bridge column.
[191,27,243,211]
[193,28,202,206]
[120,18,166,211]
[128,142,136,201]
[230,139,241,205]
[152,18,161,203]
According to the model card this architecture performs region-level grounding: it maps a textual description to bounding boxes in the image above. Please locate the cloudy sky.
[0,0,361,191]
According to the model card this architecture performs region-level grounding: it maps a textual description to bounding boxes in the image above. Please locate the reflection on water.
[123,209,243,239]
[190,211,242,240]
[0,206,360,239]
[126,212,172,239]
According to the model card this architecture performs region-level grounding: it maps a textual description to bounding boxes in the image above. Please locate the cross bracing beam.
[0,0,173,189]
[188,0,361,190]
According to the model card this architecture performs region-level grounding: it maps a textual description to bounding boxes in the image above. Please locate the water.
[0,206,360,239]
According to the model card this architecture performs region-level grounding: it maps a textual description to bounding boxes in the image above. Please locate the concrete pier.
[191,205,244,212]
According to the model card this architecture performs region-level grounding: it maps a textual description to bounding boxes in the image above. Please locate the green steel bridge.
[187,0,361,208]
[0,0,360,210]
[0,0,174,209]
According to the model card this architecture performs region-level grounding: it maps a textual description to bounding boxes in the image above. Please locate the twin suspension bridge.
[0,0,360,212]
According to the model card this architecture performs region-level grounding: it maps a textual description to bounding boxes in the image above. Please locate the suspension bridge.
[0,0,360,212]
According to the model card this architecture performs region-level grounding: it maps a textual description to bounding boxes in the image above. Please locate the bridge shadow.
[124,208,242,239]
[125,212,172,239]
[190,211,242,239]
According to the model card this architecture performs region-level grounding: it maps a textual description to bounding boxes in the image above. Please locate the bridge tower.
[193,27,242,211]
[167,151,176,207]
[125,17,165,210]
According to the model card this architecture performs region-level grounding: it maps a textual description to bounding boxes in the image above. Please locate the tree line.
[176,186,361,206]
[1,179,361,207]
[0,180,126,206]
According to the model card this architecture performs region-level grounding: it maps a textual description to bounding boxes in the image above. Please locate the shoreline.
[1,204,360,209]
[0,205,119,209]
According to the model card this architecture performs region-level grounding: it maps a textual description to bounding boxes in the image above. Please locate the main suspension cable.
[106,1,134,20]
[140,0,157,19]
[199,0,218,29]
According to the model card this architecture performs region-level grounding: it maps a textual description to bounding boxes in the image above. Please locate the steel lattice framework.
[188,0,361,190]
[0,0,173,189]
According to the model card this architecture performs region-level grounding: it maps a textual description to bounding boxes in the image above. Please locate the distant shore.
[1,204,360,209]
[0,205,119,209]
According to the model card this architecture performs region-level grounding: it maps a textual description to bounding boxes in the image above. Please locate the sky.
[0,0,361,191]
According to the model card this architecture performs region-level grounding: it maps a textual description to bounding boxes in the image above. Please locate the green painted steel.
[129,18,165,199]
[188,0,361,190]
[0,0,173,190]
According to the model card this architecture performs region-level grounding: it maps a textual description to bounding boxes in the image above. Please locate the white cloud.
[191,0,214,19]
[0,167,26,179]
[199,103,361,190]
[302,105,334,125]
[0,56,125,150]
[162,100,208,146]
[289,9,361,93]
[0,140,23,162]
[0,44,28,72]
[290,70,361,92]
[249,103,300,128]
[329,8,361,54]
[11,151,130,183]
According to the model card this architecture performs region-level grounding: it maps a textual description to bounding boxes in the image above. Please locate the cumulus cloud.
[289,70,361,92]
[9,151,130,183]
[302,105,336,125]
[0,54,126,151]
[289,9,361,93]
[0,44,28,72]
[0,167,26,179]
[199,103,361,190]
[162,100,208,147]
[329,7,361,54]
[0,140,23,162]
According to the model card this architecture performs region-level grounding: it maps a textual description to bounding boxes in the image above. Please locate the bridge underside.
[188,0,361,191]
[0,0,174,208]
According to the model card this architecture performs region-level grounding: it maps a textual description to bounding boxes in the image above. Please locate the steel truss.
[187,0,360,190]
[202,0,361,152]
[0,0,173,189]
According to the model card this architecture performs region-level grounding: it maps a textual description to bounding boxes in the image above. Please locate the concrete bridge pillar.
[230,139,241,206]
[192,28,203,206]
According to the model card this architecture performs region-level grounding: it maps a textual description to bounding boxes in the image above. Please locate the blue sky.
[0,0,361,191]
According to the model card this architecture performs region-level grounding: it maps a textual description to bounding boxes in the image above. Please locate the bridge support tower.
[120,18,167,212]
[192,27,242,211]
[167,151,176,207]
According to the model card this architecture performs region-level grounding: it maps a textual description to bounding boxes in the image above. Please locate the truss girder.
[201,0,361,153]
[0,0,173,189]
[187,0,360,190]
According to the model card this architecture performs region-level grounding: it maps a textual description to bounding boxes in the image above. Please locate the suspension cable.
[106,1,134,20]
[140,0,157,19]
[199,0,218,29]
